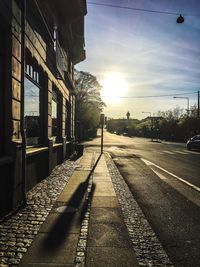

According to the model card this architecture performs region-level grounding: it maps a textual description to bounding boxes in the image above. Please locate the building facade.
[0,0,87,219]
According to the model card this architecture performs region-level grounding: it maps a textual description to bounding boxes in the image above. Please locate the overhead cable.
[101,91,198,99]
[88,2,200,17]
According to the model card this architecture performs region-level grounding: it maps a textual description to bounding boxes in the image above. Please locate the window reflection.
[52,89,58,138]
[24,77,40,145]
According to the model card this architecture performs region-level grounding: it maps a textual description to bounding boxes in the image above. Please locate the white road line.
[162,150,175,155]
[151,168,200,208]
[174,150,188,155]
[142,158,200,193]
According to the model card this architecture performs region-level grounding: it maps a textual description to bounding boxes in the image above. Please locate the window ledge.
[53,143,63,148]
[0,156,13,166]
[26,146,48,156]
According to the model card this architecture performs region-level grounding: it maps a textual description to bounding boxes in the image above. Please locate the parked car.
[186,135,200,150]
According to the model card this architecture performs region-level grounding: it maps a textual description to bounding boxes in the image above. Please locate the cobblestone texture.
[75,204,90,267]
[75,151,97,267]
[75,181,93,267]
[0,160,76,266]
[106,154,174,267]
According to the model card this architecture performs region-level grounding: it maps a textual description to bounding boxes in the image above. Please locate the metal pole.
[198,91,200,118]
[101,122,103,154]
[151,117,153,141]
[100,114,104,154]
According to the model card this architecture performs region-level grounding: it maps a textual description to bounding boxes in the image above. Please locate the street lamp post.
[142,112,153,141]
[173,97,189,116]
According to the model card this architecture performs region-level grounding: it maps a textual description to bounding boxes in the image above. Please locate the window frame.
[66,99,71,141]
[70,95,75,139]
[24,56,44,147]
[52,86,62,143]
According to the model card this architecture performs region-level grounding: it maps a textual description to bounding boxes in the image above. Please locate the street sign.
[100,113,105,125]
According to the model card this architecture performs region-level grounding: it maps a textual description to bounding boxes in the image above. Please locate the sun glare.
[101,73,128,102]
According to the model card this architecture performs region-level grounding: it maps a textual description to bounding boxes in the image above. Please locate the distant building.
[0,0,87,219]
[126,111,130,120]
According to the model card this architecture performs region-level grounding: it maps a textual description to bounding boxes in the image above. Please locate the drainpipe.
[20,0,27,206]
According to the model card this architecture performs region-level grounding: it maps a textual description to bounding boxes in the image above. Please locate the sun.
[101,72,128,102]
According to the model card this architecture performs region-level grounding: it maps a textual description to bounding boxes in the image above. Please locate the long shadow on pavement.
[42,154,101,250]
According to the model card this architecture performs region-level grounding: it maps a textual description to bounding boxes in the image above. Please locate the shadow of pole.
[42,152,102,250]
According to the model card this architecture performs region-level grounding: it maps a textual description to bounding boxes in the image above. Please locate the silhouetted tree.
[106,105,200,142]
[75,70,105,141]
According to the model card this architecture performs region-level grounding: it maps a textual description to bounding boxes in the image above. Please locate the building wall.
[0,0,81,219]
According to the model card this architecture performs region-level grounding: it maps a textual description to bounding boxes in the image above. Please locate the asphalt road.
[90,131,200,188]
[85,131,200,267]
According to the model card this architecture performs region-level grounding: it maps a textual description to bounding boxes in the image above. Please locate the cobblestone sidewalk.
[0,160,76,266]
[0,151,174,267]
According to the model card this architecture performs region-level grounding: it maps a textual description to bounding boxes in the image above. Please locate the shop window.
[66,99,71,141]
[71,95,75,139]
[25,63,41,146]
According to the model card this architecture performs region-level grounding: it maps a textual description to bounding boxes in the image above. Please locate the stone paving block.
[66,171,90,184]
[91,196,119,208]
[20,264,73,267]
[93,175,112,182]
[19,233,79,266]
[57,191,77,203]
[94,169,110,174]
[87,223,132,248]
[61,183,80,193]
[39,211,81,234]
[90,208,122,223]
[86,247,139,267]
[93,181,116,197]
[57,186,87,203]
[57,178,89,204]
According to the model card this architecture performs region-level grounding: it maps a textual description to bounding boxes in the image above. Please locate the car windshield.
[191,135,200,140]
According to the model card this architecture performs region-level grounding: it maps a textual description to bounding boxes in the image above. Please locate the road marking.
[162,150,175,155]
[174,150,188,155]
[142,158,200,193]
[151,168,200,208]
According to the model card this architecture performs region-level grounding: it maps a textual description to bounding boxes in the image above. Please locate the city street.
[85,131,200,267]
[87,131,200,188]
[1,1,200,266]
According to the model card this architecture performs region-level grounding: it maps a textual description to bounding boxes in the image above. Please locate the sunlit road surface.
[86,130,200,189]
[84,131,200,266]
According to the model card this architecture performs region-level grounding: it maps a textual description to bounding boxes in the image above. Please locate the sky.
[77,0,200,119]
